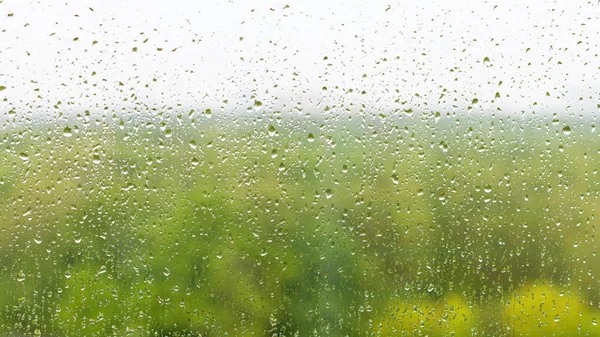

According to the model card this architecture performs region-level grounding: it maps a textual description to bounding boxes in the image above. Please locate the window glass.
[1,1,599,336]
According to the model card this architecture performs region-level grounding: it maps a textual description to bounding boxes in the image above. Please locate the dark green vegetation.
[1,111,599,336]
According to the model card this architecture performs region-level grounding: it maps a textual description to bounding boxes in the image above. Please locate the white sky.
[0,0,599,117]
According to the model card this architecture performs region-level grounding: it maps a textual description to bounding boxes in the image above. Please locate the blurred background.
[1,0,600,336]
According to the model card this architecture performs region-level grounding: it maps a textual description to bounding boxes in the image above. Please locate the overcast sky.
[1,0,599,118]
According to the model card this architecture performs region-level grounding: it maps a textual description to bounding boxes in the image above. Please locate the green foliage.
[0,114,598,336]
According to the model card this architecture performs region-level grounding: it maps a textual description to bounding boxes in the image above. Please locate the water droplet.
[268,125,276,136]
[163,267,171,277]
[307,133,315,142]
[254,100,263,112]
[63,126,73,137]
[562,126,572,135]
[391,173,399,185]
[325,189,333,199]
[64,271,72,279]
[96,265,107,275]
[16,271,26,282]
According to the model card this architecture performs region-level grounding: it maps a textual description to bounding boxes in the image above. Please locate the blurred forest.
[1,110,600,336]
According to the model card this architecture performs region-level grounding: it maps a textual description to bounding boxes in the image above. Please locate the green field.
[1,111,599,336]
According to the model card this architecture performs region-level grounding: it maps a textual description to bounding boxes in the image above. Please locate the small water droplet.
[63,126,73,137]
[92,154,101,164]
[562,126,572,135]
[254,101,263,112]
[325,189,333,199]
[163,267,171,277]
[96,265,106,275]
[307,133,315,142]
[16,271,26,282]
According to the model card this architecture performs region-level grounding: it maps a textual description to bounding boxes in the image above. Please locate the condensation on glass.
[0,0,599,336]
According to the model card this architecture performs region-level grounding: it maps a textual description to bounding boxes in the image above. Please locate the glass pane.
[1,0,599,336]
